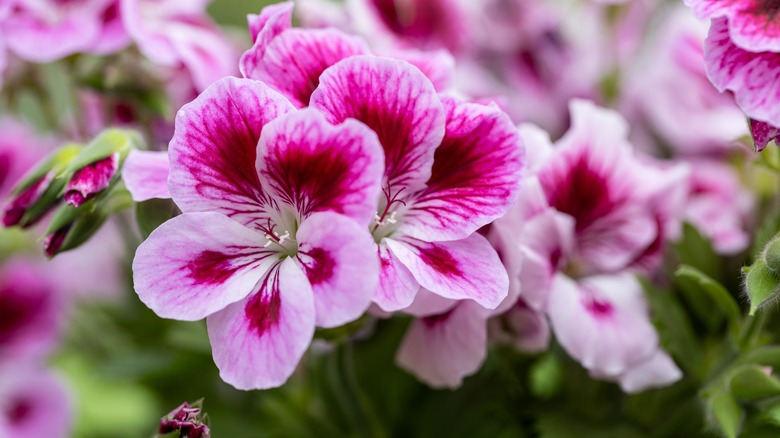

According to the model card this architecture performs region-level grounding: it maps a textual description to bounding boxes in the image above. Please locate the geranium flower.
[310,55,524,311]
[531,100,687,275]
[133,77,384,389]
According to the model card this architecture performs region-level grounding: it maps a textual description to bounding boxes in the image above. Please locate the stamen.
[373,185,407,232]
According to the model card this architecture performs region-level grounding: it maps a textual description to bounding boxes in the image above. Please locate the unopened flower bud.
[750,118,780,152]
[42,201,108,258]
[2,174,52,227]
[63,153,119,207]
[158,402,210,438]
[60,129,139,208]
[1,145,82,228]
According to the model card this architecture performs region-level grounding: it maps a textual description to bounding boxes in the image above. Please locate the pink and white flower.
[133,77,384,390]
[532,100,687,275]
[0,367,72,438]
[309,55,524,312]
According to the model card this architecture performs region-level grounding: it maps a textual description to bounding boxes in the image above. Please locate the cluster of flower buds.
[156,401,210,438]
[1,129,139,257]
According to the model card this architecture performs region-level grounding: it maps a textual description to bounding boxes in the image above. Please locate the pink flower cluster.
[123,1,746,394]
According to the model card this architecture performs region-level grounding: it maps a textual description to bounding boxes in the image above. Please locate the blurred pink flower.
[622,7,747,156]
[0,258,61,365]
[684,160,752,255]
[121,0,238,91]
[133,78,384,389]
[0,118,52,199]
[0,367,72,438]
[0,0,127,62]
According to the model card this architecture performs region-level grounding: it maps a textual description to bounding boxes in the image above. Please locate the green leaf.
[730,365,780,401]
[708,389,743,438]
[743,346,780,368]
[675,265,742,340]
[135,198,179,239]
[744,259,780,315]
[673,223,721,282]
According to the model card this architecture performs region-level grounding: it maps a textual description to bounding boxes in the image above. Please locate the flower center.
[371,185,407,242]
[256,214,298,257]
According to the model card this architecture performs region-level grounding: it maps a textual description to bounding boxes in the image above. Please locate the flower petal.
[386,233,509,309]
[243,2,293,62]
[243,28,370,108]
[616,349,682,394]
[122,150,171,202]
[402,97,523,241]
[133,212,276,321]
[382,48,455,91]
[705,18,780,126]
[207,259,315,390]
[548,273,658,376]
[168,77,294,227]
[295,212,378,328]
[403,287,458,318]
[374,241,420,312]
[396,301,488,389]
[311,55,446,191]
[257,109,384,226]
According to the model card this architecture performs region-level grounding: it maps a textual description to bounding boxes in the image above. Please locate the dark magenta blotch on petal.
[417,245,462,278]
[245,268,283,336]
[300,247,335,286]
[186,250,242,285]
[543,154,613,232]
